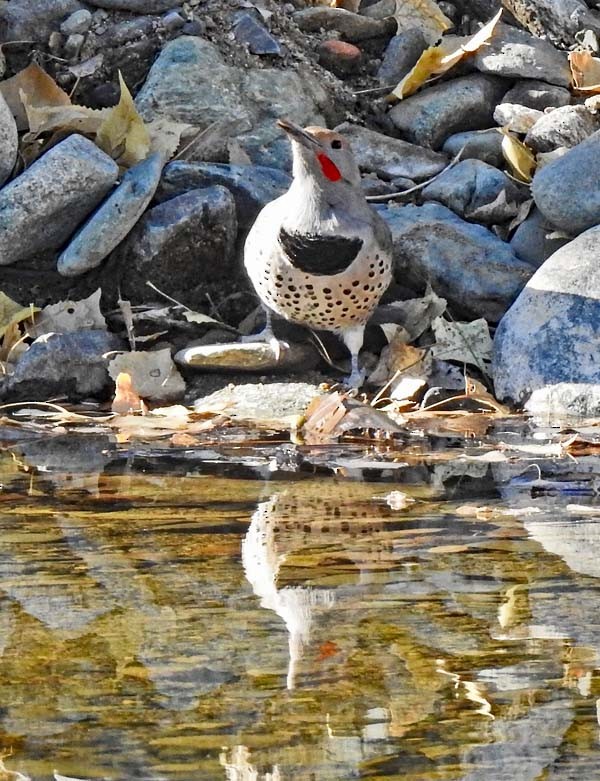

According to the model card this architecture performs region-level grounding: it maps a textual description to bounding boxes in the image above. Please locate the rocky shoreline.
[0,0,599,419]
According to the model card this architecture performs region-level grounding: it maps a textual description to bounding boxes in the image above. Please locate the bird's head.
[277,118,361,189]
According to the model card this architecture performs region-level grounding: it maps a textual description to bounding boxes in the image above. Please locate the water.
[1,428,600,780]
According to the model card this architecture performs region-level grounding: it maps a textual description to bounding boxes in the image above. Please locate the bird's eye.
[331,139,342,149]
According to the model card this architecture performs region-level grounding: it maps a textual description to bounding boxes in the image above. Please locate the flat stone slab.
[176,341,318,373]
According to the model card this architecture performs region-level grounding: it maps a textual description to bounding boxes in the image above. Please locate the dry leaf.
[369,337,430,387]
[108,348,186,402]
[23,101,109,140]
[431,317,493,373]
[499,128,536,183]
[0,292,36,339]
[507,198,534,233]
[111,371,144,414]
[391,10,501,98]
[96,72,150,167]
[170,431,201,447]
[29,289,106,337]
[392,0,453,44]
[0,63,70,130]
[146,117,189,161]
[569,50,600,93]
[68,54,104,79]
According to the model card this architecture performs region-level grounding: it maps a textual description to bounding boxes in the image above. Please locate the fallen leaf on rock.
[183,310,237,330]
[391,10,501,98]
[431,317,492,373]
[369,336,431,390]
[302,391,404,443]
[146,117,190,162]
[374,286,447,342]
[108,349,186,403]
[96,72,150,167]
[507,198,534,233]
[0,292,36,339]
[68,54,104,79]
[23,102,109,140]
[30,289,106,337]
[0,62,70,130]
[112,371,144,414]
[499,128,536,183]
[569,50,600,93]
[392,0,453,44]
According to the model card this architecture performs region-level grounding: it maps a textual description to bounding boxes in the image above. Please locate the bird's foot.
[343,365,366,389]
[240,328,289,361]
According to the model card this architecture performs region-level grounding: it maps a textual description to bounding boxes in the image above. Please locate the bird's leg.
[340,325,366,388]
[241,308,289,360]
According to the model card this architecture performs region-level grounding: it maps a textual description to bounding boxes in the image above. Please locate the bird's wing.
[278,227,363,276]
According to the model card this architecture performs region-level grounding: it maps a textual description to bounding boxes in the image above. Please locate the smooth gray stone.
[389,74,506,149]
[0,134,118,265]
[84,0,174,10]
[442,129,505,168]
[158,161,291,228]
[493,103,543,133]
[421,159,527,224]
[175,341,319,373]
[0,90,17,186]
[58,153,164,277]
[60,8,92,35]
[532,129,600,234]
[293,7,394,42]
[502,80,571,111]
[233,11,282,56]
[493,225,600,416]
[0,0,83,43]
[473,22,571,87]
[379,201,533,321]
[510,207,571,268]
[335,122,447,181]
[377,29,429,85]
[525,105,599,153]
[6,330,123,401]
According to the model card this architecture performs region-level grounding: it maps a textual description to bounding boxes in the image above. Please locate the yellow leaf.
[330,0,360,9]
[569,50,600,93]
[0,292,37,339]
[22,97,109,140]
[393,0,452,43]
[499,128,536,183]
[96,72,150,167]
[390,9,502,99]
[0,63,70,130]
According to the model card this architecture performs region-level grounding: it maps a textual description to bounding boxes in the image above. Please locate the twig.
[146,280,190,310]
[366,146,465,203]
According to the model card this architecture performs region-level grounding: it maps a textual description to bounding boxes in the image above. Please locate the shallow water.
[2,429,600,780]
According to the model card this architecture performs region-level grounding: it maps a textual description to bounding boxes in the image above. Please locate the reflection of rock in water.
[220,745,280,781]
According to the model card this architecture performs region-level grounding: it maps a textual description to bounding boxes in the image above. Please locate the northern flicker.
[243,119,393,386]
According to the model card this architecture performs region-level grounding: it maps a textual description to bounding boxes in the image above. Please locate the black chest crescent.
[278,228,363,276]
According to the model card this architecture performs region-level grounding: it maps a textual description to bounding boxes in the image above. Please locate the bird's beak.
[277,118,320,149]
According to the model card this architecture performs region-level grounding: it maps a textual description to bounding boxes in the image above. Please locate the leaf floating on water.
[499,128,536,183]
[96,71,150,167]
[0,62,70,130]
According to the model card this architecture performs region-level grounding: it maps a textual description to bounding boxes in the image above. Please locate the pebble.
[421,159,527,224]
[0,91,17,187]
[293,6,394,42]
[493,103,543,133]
[493,225,600,417]
[501,80,571,111]
[181,20,205,36]
[158,161,291,229]
[377,29,429,86]
[335,122,447,181]
[473,22,572,87]
[175,341,319,373]
[60,8,92,35]
[389,74,506,149]
[532,130,600,234]
[0,134,118,266]
[233,11,282,56]
[63,32,85,60]
[524,105,599,153]
[510,207,571,268]
[317,40,362,77]
[442,129,504,168]
[117,186,238,308]
[84,0,175,10]
[6,330,123,401]
[57,153,164,277]
[378,202,533,321]
[161,10,185,32]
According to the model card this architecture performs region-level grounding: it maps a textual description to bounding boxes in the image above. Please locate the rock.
[532,130,600,234]
[117,186,238,306]
[0,91,17,187]
[493,225,600,417]
[158,161,291,229]
[84,0,175,10]
[233,11,282,56]
[57,152,164,277]
[525,105,599,153]
[135,37,328,159]
[493,103,543,133]
[194,382,324,428]
[0,0,83,43]
[510,207,571,268]
[473,22,571,87]
[0,134,118,266]
[317,40,362,77]
[442,129,504,168]
[6,330,122,401]
[501,80,571,111]
[389,74,506,149]
[64,32,85,60]
[175,341,319,373]
[379,202,533,320]
[161,10,185,32]
[60,8,92,35]
[108,348,186,402]
[293,7,394,42]
[502,0,600,49]
[335,122,447,181]
[421,159,527,224]
[377,29,429,85]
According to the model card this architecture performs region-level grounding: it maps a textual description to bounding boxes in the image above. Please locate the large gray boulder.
[493,226,600,416]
